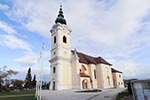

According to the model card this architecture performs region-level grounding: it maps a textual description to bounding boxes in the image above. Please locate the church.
[49,5,124,90]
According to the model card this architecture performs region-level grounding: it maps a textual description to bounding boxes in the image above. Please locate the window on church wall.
[54,36,56,44]
[53,52,56,55]
[79,69,82,72]
[63,36,67,43]
[119,74,121,78]
[53,67,56,73]
[94,70,96,79]
[107,76,110,86]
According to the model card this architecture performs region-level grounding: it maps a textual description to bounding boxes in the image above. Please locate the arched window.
[53,81,55,90]
[53,67,56,73]
[82,79,88,89]
[54,36,56,44]
[63,36,67,43]
[119,75,121,78]
[94,70,96,79]
[107,76,110,86]
[79,69,82,72]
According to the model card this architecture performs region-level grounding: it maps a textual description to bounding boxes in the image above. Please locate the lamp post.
[36,43,45,100]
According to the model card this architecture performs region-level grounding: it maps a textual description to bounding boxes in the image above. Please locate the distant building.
[49,5,124,90]
[124,79,137,87]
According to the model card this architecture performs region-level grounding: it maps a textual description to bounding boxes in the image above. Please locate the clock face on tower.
[64,51,67,56]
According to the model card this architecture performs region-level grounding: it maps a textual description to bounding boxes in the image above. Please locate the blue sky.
[0,0,150,81]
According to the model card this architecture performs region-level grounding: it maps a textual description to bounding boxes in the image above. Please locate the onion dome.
[55,5,67,25]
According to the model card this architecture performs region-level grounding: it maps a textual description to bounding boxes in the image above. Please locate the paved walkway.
[41,88,125,100]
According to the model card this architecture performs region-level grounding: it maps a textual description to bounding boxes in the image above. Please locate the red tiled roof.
[111,68,122,73]
[80,72,90,77]
[71,50,112,66]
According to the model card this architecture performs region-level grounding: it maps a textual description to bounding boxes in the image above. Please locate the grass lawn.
[76,89,102,93]
[0,90,36,100]
[0,95,36,100]
[0,89,35,96]
[116,91,129,100]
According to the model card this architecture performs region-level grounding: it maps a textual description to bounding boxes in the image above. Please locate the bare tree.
[0,66,18,91]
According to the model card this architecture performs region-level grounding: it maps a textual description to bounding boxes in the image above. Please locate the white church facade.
[49,5,124,90]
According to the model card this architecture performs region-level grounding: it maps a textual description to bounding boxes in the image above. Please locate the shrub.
[4,87,11,92]
[116,91,129,100]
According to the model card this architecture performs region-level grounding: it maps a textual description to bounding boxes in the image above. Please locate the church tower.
[49,5,72,90]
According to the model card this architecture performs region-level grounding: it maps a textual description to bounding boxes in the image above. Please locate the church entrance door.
[52,81,55,90]
[82,79,88,89]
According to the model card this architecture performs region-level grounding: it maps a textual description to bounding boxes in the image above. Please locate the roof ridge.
[111,68,122,73]
[71,50,112,65]
[74,50,99,58]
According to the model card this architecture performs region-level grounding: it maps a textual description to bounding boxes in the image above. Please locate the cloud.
[62,0,150,48]
[111,59,150,79]
[0,21,34,66]
[0,3,9,11]
[4,0,149,51]
[140,13,150,33]
[0,21,17,34]
[1,0,150,79]
[13,50,50,81]
[0,2,51,78]
[4,0,57,37]
[113,60,140,78]
[0,34,32,51]
[14,50,50,66]
[12,64,50,81]
[15,52,37,66]
[4,0,149,47]
[0,21,31,51]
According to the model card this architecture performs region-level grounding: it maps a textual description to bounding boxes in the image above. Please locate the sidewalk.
[41,88,125,100]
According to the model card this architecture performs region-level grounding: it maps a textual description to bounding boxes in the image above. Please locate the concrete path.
[87,88,125,100]
[41,88,125,100]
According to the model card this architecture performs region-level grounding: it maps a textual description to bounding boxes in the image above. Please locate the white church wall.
[97,64,113,88]
[112,72,124,88]
[89,64,98,89]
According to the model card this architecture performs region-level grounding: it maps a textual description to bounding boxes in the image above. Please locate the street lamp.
[36,43,45,100]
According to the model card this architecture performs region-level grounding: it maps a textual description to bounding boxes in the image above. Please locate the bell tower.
[49,5,72,90]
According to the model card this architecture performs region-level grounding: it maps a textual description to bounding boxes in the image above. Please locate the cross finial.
[55,3,67,25]
[60,4,62,8]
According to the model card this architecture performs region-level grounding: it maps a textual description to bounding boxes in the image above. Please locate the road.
[41,88,125,100]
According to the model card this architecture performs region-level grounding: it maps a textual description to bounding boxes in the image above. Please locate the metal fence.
[131,80,150,100]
